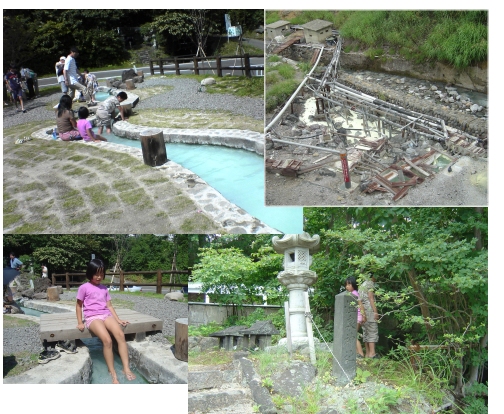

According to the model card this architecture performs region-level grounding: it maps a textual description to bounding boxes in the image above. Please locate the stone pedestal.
[332,291,357,385]
[47,286,60,302]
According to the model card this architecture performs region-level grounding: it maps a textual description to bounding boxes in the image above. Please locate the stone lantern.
[272,233,320,341]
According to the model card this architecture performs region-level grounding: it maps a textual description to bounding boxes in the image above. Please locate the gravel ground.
[2,76,263,130]
[3,292,187,355]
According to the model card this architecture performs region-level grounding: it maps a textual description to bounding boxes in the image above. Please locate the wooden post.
[65,272,70,291]
[216,56,222,77]
[175,57,180,75]
[244,54,251,78]
[149,60,154,76]
[156,270,162,294]
[139,128,168,167]
[159,59,164,75]
[120,270,124,292]
[51,273,56,286]
[193,57,199,75]
[174,318,188,361]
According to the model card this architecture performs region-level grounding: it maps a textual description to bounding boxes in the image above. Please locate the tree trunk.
[139,128,168,167]
[406,263,434,342]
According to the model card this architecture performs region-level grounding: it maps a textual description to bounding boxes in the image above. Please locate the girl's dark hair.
[345,276,358,291]
[78,106,89,119]
[57,94,73,118]
[86,259,106,280]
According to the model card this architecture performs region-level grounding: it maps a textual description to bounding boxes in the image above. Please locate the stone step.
[188,388,255,414]
[189,368,241,391]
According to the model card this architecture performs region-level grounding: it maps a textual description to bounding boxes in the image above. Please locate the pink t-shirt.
[352,290,363,322]
[76,282,111,318]
[77,118,94,141]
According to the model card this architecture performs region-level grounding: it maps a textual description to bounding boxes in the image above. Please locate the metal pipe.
[265,47,325,132]
[269,137,342,154]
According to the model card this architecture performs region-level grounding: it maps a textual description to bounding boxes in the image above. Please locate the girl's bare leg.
[89,319,119,383]
[104,317,136,380]
[356,323,364,357]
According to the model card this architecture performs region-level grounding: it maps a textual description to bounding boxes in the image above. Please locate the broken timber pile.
[272,36,302,54]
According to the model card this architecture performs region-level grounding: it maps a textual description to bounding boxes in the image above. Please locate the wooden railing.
[51,269,189,294]
[149,54,264,78]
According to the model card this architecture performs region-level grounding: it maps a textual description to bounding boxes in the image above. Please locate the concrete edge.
[128,340,188,384]
[30,127,279,234]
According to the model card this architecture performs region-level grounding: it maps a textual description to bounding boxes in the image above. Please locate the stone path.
[3,128,276,234]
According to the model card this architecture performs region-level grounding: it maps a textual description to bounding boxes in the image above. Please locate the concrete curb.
[128,340,188,384]
[3,345,92,384]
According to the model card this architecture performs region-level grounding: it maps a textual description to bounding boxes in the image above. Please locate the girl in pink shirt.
[346,276,366,358]
[76,259,136,383]
[77,106,107,142]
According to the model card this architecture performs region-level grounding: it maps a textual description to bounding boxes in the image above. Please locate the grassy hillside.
[266,10,487,69]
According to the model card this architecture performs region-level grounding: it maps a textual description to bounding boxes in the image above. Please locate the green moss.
[83,186,117,206]
[130,164,152,173]
[180,214,216,232]
[112,180,136,192]
[10,222,46,233]
[118,189,154,209]
[68,155,87,162]
[69,213,91,225]
[140,177,168,185]
[3,214,23,227]
[4,200,18,214]
[62,195,84,209]
[66,167,92,176]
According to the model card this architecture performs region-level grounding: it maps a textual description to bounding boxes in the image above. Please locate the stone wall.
[189,303,282,326]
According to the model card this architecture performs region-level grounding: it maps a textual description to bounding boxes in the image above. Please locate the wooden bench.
[40,309,163,346]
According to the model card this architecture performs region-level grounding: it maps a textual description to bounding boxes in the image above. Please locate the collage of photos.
[3,8,489,414]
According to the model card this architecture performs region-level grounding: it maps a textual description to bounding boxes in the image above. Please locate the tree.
[304,207,488,397]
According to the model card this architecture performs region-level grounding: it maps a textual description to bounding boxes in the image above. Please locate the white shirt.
[55,62,65,82]
[64,55,79,84]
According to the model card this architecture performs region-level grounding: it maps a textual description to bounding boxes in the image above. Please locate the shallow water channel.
[94,127,303,233]
[93,91,302,233]
[20,306,146,384]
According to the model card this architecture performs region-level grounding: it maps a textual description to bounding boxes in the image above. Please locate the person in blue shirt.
[9,253,23,270]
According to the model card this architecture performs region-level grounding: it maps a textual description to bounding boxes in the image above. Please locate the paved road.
[37,57,264,87]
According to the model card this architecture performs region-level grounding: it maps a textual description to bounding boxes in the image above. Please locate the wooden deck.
[40,309,163,342]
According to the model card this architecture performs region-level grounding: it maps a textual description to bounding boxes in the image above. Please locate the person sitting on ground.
[55,56,68,94]
[76,259,136,383]
[55,94,82,141]
[4,64,26,113]
[96,91,128,135]
[82,70,98,104]
[77,107,107,142]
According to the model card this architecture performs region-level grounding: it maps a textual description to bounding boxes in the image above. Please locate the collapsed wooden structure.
[266,35,487,202]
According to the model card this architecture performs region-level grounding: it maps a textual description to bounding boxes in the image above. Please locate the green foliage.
[276,64,296,79]
[335,10,487,69]
[262,376,274,391]
[353,367,371,384]
[266,79,299,112]
[366,386,404,414]
[188,322,223,337]
[191,238,285,307]
[462,383,488,414]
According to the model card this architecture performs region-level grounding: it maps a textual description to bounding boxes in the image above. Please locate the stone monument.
[272,233,320,349]
[332,291,357,385]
